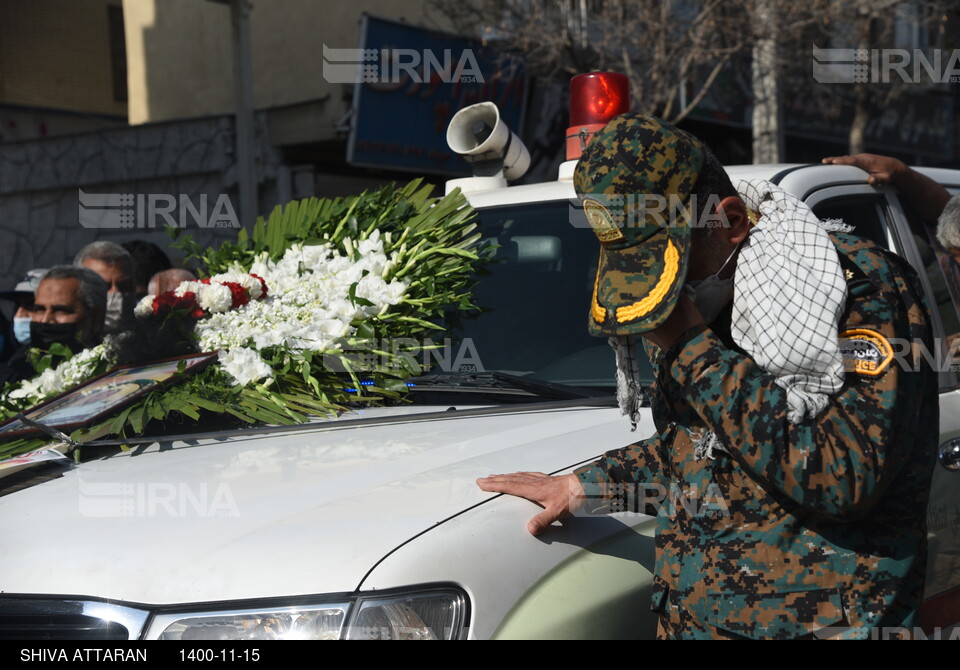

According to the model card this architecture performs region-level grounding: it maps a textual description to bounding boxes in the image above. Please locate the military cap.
[574,113,704,335]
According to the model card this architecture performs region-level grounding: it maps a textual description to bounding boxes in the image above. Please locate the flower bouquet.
[0,180,482,460]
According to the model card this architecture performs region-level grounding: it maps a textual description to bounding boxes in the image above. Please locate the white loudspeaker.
[446,102,530,180]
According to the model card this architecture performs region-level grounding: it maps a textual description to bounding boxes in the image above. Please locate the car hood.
[0,402,638,604]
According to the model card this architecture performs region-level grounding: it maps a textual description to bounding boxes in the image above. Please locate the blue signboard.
[344,15,527,175]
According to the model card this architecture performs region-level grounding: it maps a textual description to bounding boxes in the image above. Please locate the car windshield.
[442,200,655,392]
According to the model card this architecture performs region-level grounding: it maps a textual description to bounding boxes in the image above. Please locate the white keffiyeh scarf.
[611,179,851,456]
[733,179,850,424]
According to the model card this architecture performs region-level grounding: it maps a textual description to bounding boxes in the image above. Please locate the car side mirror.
[939,438,960,471]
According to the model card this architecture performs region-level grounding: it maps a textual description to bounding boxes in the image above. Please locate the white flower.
[218,347,272,386]
[183,236,409,384]
[5,336,122,405]
[197,283,233,313]
[134,295,155,318]
[357,229,383,256]
[175,281,204,297]
[209,273,264,300]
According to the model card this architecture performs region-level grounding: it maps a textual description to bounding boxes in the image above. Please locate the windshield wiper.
[406,371,614,401]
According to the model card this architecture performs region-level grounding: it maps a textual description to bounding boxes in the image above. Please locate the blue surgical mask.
[13,316,32,344]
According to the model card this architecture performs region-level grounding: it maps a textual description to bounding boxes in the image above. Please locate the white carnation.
[197,283,233,313]
[175,281,204,297]
[134,295,155,318]
[209,273,263,300]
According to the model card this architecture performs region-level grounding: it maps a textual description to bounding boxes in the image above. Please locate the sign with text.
[346,15,527,175]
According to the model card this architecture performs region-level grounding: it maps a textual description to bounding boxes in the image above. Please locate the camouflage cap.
[574,113,704,335]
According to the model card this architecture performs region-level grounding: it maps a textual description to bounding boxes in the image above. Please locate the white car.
[1,113,959,640]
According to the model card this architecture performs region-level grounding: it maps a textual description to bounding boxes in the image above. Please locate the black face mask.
[29,321,83,354]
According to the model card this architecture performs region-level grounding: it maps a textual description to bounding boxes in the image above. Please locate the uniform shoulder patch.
[839,328,894,376]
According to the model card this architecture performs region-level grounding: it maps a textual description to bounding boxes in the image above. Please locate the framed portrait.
[0,352,219,441]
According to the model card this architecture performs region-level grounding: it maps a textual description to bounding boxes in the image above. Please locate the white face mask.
[683,242,741,323]
[104,292,123,330]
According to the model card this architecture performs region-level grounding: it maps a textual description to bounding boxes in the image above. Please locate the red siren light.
[566,72,630,160]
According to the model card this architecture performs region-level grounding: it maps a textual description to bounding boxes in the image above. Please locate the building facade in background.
[0,0,957,291]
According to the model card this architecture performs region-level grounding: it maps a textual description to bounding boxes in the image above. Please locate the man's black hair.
[691,145,738,237]
[121,240,172,290]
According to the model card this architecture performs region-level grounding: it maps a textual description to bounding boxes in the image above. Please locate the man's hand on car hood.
[477,472,586,536]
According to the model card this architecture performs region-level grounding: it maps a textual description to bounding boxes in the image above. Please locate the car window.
[811,195,891,251]
[452,200,654,389]
[897,195,960,388]
[814,192,959,388]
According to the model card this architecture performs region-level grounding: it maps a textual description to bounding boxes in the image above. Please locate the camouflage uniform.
[575,232,939,639]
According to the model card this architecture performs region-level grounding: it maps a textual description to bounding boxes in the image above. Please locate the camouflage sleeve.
[574,435,668,515]
[666,326,922,520]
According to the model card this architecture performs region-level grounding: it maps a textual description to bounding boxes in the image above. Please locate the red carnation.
[151,291,204,319]
[222,281,250,309]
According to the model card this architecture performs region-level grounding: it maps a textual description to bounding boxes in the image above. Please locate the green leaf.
[109,405,136,436]
[128,404,149,434]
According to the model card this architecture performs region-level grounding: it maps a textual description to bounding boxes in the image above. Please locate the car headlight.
[144,586,468,640]
[343,590,466,640]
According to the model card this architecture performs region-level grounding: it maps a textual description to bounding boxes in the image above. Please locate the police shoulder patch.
[582,198,625,243]
[839,328,894,376]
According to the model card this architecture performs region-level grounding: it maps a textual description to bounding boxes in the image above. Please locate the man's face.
[686,230,739,282]
[683,196,751,282]
[81,259,134,294]
[32,278,86,324]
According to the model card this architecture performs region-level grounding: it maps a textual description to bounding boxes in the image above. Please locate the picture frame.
[0,352,219,441]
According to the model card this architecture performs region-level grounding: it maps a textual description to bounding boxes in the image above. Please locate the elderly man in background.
[0,266,108,386]
[936,195,960,267]
[935,195,960,346]
[74,240,137,333]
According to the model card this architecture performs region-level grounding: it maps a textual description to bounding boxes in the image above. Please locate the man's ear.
[715,196,751,245]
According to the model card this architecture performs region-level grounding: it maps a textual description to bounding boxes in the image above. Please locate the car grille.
[0,613,128,640]
[0,598,148,640]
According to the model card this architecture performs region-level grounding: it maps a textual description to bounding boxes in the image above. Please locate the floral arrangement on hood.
[135,273,269,319]
[0,180,482,461]
[195,234,405,387]
[4,335,126,409]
